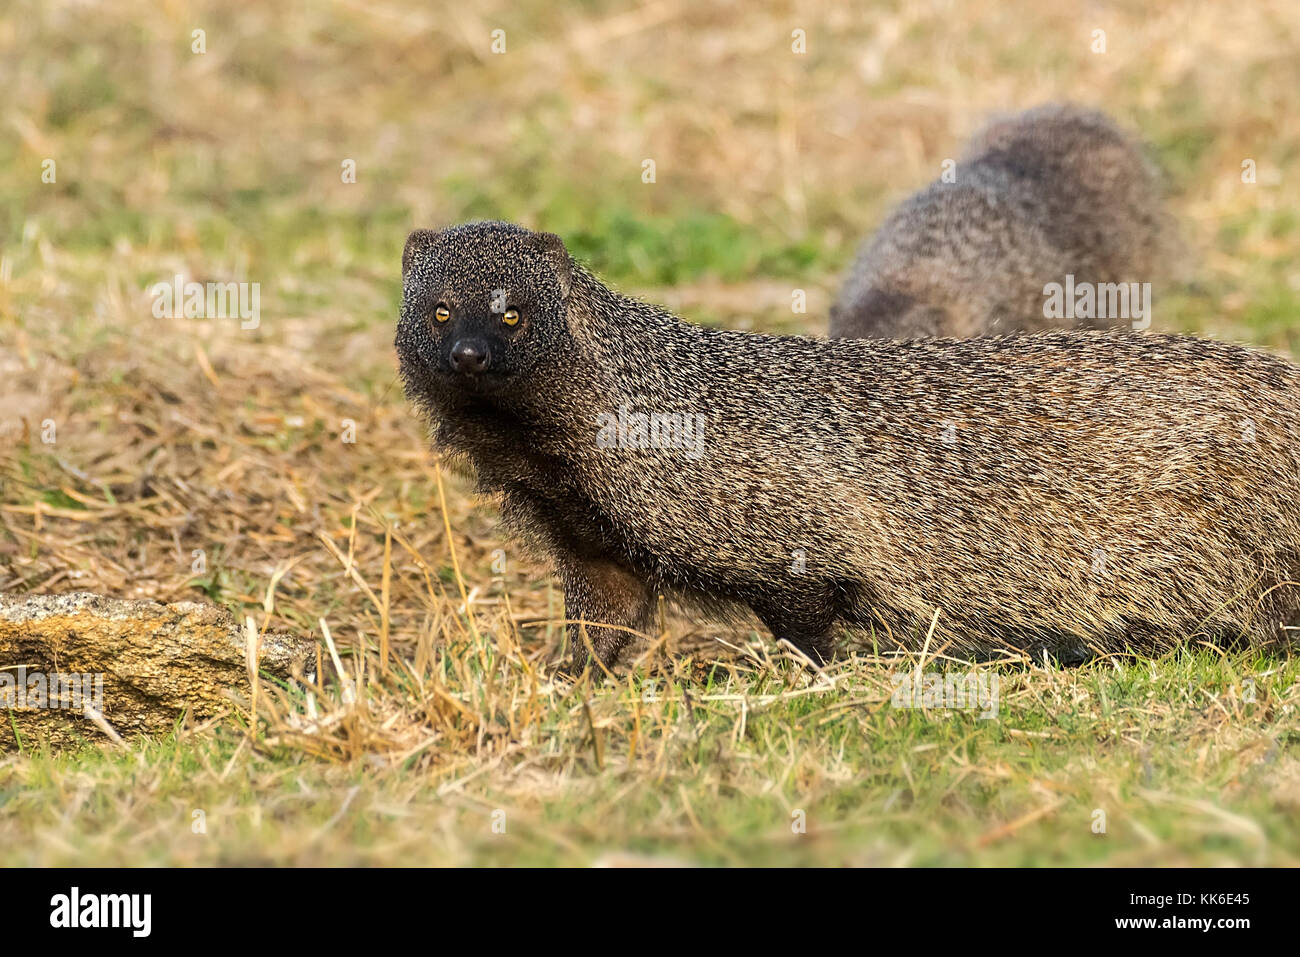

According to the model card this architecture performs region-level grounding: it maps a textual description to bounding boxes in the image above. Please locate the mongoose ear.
[402,229,440,278]
[531,231,572,299]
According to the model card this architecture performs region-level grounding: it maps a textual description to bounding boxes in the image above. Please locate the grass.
[4,645,1297,866]
[1,0,1299,865]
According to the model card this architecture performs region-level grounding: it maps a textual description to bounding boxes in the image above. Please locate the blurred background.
[4,0,1297,345]
[1,0,1298,865]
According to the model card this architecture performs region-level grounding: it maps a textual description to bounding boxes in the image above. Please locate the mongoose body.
[398,222,1297,670]
[831,104,1171,338]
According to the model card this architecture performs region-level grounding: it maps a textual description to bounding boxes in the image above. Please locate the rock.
[0,592,317,751]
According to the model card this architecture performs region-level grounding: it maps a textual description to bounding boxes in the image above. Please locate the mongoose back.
[831,104,1172,338]
[398,221,1298,671]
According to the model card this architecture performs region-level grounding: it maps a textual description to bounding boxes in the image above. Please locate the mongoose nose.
[449,339,491,374]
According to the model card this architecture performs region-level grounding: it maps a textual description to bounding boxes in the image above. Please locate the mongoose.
[397,221,1298,672]
[831,104,1172,338]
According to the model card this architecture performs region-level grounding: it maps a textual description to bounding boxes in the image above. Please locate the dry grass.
[1,0,1299,864]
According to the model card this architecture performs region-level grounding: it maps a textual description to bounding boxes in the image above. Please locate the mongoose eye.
[502,308,520,327]
[434,304,451,323]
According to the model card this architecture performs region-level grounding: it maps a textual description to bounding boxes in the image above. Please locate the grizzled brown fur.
[831,104,1173,338]
[398,221,1297,671]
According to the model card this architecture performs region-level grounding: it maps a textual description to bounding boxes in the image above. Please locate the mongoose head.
[396,221,573,409]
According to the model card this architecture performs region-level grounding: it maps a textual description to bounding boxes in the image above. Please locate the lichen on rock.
[0,592,317,751]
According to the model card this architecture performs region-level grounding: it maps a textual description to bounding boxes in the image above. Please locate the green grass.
[2,648,1295,865]
[2,0,1299,866]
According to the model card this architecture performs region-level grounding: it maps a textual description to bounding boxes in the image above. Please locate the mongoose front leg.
[752,596,836,666]
[558,556,654,674]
